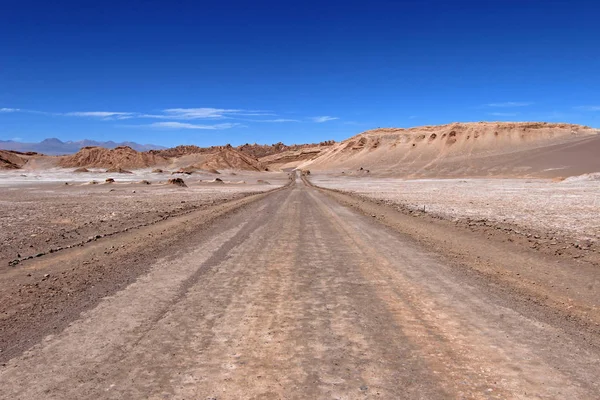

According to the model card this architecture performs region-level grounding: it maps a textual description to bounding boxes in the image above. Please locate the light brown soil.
[0,183,286,364]
[0,180,279,270]
[1,177,599,398]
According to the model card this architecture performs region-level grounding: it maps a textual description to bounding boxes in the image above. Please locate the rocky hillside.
[237,141,335,159]
[58,146,168,169]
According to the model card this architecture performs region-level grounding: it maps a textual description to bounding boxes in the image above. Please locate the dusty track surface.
[1,179,600,399]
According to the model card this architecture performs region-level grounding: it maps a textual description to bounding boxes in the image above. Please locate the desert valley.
[1,121,600,399]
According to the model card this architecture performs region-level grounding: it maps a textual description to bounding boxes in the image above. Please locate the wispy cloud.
[574,106,600,111]
[486,102,533,107]
[65,111,134,119]
[0,106,298,124]
[146,122,242,130]
[488,112,519,117]
[136,108,277,120]
[158,108,241,120]
[310,116,339,123]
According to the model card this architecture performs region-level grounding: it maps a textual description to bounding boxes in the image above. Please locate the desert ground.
[1,122,600,399]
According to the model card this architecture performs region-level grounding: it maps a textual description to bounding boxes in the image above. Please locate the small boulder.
[74,167,90,173]
[168,178,187,187]
[152,169,164,173]
[105,178,115,183]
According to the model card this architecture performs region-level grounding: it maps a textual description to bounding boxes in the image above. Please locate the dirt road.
[1,179,599,399]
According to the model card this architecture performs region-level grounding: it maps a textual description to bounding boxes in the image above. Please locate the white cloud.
[488,112,519,117]
[65,111,134,118]
[159,108,240,120]
[138,108,275,120]
[0,106,288,124]
[311,116,339,123]
[486,102,532,107]
[147,122,241,130]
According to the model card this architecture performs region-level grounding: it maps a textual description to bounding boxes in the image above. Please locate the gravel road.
[1,178,599,399]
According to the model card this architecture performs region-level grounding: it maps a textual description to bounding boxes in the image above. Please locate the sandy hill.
[57,144,266,172]
[237,141,335,159]
[194,146,265,171]
[153,141,335,171]
[0,150,30,169]
[259,147,329,171]
[58,146,168,169]
[300,122,600,178]
[1,138,165,155]
[150,145,217,157]
[164,145,265,172]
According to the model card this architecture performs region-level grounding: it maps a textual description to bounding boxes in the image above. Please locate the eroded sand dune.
[301,122,599,178]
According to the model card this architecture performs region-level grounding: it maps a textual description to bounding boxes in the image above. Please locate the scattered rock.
[139,180,151,185]
[172,169,193,175]
[73,167,90,173]
[167,178,187,187]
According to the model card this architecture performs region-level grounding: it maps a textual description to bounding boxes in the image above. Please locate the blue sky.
[1,0,599,147]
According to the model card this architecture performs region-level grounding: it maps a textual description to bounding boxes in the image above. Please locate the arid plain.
[1,122,600,399]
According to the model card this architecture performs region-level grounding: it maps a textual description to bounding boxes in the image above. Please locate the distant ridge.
[0,138,166,155]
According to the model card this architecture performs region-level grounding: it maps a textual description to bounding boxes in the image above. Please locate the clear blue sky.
[1,0,599,147]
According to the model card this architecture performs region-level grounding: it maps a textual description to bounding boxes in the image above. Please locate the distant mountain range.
[0,138,166,155]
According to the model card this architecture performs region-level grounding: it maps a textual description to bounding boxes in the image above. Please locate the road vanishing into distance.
[1,177,599,399]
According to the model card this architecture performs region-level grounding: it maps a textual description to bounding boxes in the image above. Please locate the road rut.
[1,179,599,399]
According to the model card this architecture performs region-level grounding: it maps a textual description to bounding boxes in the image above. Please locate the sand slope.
[259,146,329,170]
[164,146,265,172]
[302,122,599,178]
[0,150,27,169]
